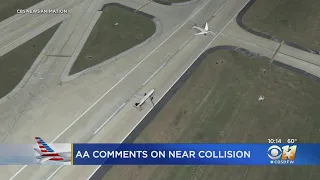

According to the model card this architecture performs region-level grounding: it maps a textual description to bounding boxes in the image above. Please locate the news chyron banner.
[72,143,318,165]
[1,141,319,165]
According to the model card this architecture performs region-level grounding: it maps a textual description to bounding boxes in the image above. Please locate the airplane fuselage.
[135,89,155,108]
[192,23,215,35]
[36,152,71,162]
[36,156,71,162]
[192,27,214,34]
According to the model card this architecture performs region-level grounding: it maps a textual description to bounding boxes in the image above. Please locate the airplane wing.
[39,157,52,164]
[146,97,155,106]
[194,31,206,35]
[204,23,209,31]
[192,26,203,31]
[133,94,144,99]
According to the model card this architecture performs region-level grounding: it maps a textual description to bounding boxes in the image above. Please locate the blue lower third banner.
[72,143,320,165]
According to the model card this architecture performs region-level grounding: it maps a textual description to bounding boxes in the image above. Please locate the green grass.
[0,0,43,22]
[242,0,320,51]
[69,4,156,75]
[103,49,320,180]
[0,23,61,99]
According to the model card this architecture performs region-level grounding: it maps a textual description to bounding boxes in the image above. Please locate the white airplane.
[192,22,215,36]
[34,137,71,164]
[134,89,155,110]
[258,95,265,102]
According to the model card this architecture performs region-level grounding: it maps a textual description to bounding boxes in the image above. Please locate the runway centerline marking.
[116,0,248,156]
[11,0,229,179]
[46,166,63,180]
[50,0,215,143]
[46,102,126,180]
[49,0,209,143]
[94,103,126,135]
[143,62,166,86]
[7,0,93,179]
[88,0,263,180]
[143,35,193,86]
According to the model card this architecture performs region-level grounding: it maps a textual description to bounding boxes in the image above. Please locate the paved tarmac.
[0,0,319,179]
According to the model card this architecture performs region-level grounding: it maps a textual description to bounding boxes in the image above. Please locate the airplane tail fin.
[204,22,209,31]
[35,137,55,154]
[134,103,140,107]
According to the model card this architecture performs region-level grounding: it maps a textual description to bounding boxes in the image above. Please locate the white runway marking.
[0,14,65,52]
[120,0,248,160]
[93,103,126,135]
[143,35,193,86]
[0,0,76,40]
[46,165,63,180]
[143,62,166,86]
[0,0,92,53]
[86,0,259,179]
[50,0,214,146]
[0,0,54,29]
[8,0,93,179]
[11,0,231,179]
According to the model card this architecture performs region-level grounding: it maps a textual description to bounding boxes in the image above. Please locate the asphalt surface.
[0,0,319,179]
[89,45,262,180]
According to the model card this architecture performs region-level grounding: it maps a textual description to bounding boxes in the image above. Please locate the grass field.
[69,4,156,75]
[0,0,43,22]
[103,49,320,180]
[0,23,60,99]
[242,0,320,51]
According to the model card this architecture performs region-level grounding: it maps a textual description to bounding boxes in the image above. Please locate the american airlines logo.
[34,137,71,164]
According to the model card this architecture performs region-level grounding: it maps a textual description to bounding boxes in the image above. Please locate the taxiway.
[0,0,319,179]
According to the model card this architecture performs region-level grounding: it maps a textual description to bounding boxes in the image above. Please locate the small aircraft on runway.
[192,22,215,36]
[34,137,71,164]
[134,89,155,110]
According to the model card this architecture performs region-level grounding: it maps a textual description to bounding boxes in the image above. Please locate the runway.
[0,0,319,179]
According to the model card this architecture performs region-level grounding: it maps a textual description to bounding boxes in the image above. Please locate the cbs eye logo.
[267,145,297,161]
[267,145,282,160]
